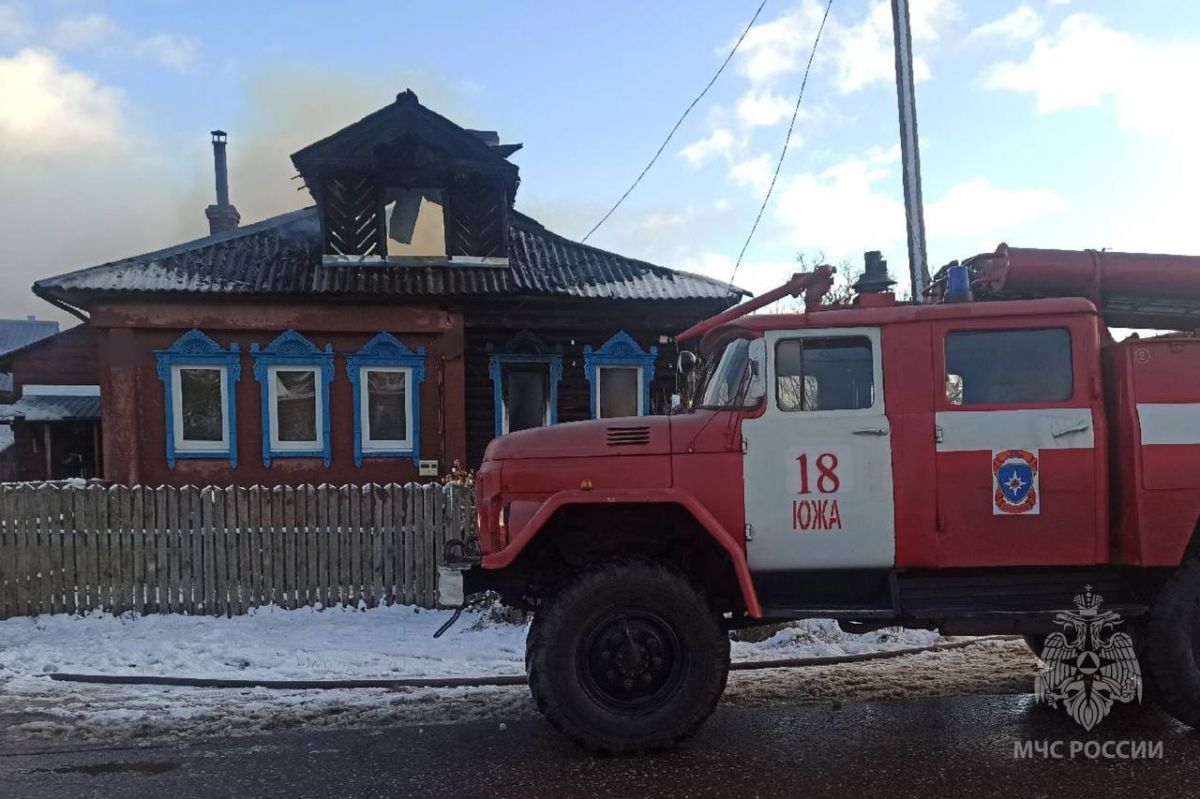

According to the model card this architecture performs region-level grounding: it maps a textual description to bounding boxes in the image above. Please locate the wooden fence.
[0,483,474,619]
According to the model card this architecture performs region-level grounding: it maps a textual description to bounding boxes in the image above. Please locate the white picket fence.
[0,483,474,618]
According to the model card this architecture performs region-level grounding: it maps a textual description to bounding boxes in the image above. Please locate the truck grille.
[605,426,651,447]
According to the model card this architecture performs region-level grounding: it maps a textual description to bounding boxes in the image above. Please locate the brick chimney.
[204,130,240,234]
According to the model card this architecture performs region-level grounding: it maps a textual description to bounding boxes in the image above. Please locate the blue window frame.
[154,329,241,468]
[583,331,657,418]
[346,333,426,466]
[251,331,334,467]
[487,331,563,437]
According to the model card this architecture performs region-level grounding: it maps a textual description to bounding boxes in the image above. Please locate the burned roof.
[34,208,746,306]
[290,89,521,192]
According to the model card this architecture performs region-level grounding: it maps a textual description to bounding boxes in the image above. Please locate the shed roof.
[0,387,101,422]
[34,208,746,306]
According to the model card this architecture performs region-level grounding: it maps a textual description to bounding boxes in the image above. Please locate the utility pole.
[891,0,930,301]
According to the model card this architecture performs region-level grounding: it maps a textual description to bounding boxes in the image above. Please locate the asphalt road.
[0,694,1195,799]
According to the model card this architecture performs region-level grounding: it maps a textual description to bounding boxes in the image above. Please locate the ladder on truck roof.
[929,244,1200,330]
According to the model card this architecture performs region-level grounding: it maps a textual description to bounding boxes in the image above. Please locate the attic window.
[383,189,446,257]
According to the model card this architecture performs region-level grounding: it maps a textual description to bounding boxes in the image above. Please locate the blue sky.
[2,0,1200,321]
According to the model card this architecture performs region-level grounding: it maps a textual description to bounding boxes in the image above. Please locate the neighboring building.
[0,317,59,398]
[0,317,62,480]
[0,91,743,486]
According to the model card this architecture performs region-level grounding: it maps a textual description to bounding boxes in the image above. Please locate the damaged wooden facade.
[1,91,743,485]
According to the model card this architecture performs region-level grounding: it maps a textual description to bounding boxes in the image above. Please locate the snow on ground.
[0,603,530,682]
[0,604,942,684]
[0,604,1024,745]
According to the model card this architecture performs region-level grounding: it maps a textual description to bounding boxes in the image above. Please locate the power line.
[727,0,833,294]
[581,0,770,244]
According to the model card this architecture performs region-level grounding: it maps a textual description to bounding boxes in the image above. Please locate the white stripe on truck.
[1137,403,1200,445]
[935,408,1095,452]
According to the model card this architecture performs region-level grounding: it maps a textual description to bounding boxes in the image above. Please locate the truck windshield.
[699,337,756,408]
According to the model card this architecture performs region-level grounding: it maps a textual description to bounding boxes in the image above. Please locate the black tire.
[526,558,730,754]
[1147,559,1200,728]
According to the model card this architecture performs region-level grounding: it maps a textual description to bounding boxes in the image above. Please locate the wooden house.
[0,91,744,486]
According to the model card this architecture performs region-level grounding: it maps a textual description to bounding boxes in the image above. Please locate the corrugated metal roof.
[0,318,59,354]
[34,209,746,304]
[0,394,101,422]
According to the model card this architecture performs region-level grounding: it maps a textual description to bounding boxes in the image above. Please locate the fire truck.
[439,244,1200,752]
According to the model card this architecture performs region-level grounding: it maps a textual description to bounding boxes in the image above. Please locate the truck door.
[931,321,1102,566]
[742,327,896,571]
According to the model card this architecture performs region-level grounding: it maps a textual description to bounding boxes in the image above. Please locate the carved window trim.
[154,330,241,468]
[487,332,562,438]
[583,331,657,419]
[346,333,426,466]
[251,331,335,467]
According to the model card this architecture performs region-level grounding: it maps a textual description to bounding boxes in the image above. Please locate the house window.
[252,331,334,466]
[583,331,657,419]
[347,333,426,466]
[269,367,321,449]
[176,366,227,445]
[154,330,241,468]
[597,366,642,418]
[504,365,550,432]
[487,332,563,437]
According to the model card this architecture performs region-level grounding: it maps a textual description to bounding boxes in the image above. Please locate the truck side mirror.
[746,338,767,404]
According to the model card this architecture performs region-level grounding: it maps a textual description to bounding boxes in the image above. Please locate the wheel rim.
[577,608,686,714]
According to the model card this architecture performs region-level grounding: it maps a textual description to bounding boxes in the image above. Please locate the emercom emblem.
[1035,586,1142,730]
[992,448,1039,515]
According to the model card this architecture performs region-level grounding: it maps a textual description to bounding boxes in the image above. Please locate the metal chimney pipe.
[204,130,240,234]
[211,130,230,207]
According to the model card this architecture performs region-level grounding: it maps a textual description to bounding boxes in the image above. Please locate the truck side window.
[775,336,874,412]
[944,328,1072,405]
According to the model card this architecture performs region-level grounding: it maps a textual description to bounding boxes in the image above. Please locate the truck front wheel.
[526,558,730,753]
[1147,559,1200,728]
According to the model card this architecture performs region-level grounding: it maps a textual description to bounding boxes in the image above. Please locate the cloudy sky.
[2,0,1199,323]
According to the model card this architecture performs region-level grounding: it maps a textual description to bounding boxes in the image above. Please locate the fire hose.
[46,636,1018,690]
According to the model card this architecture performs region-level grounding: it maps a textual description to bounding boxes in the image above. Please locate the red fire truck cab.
[439,245,1200,752]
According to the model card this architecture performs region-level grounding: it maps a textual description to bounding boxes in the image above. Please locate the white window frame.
[170,364,230,453]
[267,364,323,452]
[359,365,415,453]
[595,364,644,419]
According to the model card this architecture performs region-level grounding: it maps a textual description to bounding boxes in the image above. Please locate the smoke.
[208,66,481,225]
[0,61,476,324]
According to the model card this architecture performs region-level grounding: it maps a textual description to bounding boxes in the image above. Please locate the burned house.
[0,91,743,485]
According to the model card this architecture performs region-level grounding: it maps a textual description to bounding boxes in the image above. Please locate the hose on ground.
[46,636,1020,691]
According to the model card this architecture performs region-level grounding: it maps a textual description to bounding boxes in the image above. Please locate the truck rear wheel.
[1147,559,1200,728]
[526,558,729,754]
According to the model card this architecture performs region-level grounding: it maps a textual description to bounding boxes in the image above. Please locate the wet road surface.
[0,693,1195,799]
